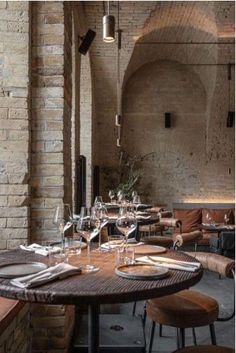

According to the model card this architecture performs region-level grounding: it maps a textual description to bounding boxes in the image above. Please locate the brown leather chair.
[146,252,235,352]
[139,210,173,237]
[173,345,234,353]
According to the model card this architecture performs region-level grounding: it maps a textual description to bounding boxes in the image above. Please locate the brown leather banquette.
[172,206,235,246]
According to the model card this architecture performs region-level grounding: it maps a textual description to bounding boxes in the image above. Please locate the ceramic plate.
[0,262,48,278]
[115,263,169,280]
[134,245,166,255]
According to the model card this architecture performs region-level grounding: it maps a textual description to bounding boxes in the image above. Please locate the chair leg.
[209,323,217,345]
[159,324,163,337]
[176,328,180,349]
[192,327,197,345]
[143,304,147,328]
[132,301,137,316]
[180,328,185,348]
[148,321,156,353]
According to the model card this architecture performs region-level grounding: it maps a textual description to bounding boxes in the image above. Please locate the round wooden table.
[0,248,203,353]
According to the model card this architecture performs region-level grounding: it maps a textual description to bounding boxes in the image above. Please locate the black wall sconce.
[227,63,234,128]
[227,112,234,128]
[78,29,96,55]
[165,112,171,128]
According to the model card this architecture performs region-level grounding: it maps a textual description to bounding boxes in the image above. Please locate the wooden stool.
[146,289,219,352]
[173,345,234,353]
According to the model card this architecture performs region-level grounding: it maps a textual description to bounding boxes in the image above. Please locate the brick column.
[31,1,73,242]
[0,1,30,250]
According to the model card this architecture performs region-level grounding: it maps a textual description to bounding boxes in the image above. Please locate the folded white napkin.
[136,215,151,220]
[11,263,81,288]
[20,243,61,256]
[136,204,149,209]
[135,255,200,272]
[101,241,144,250]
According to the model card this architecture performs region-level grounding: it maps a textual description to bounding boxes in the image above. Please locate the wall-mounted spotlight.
[227,111,234,128]
[103,2,115,43]
[164,112,171,128]
[227,64,234,128]
[78,29,96,55]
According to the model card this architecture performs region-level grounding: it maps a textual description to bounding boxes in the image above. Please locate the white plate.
[0,262,48,278]
[134,245,166,255]
[115,263,169,280]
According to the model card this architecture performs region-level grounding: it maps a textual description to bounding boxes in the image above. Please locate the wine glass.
[116,208,137,249]
[94,196,103,208]
[117,190,126,205]
[53,204,73,248]
[132,194,141,214]
[94,205,109,251]
[108,190,116,204]
[132,190,138,198]
[205,212,212,225]
[77,207,100,273]
[224,213,230,225]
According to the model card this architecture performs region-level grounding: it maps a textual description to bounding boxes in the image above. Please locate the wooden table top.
[0,248,202,306]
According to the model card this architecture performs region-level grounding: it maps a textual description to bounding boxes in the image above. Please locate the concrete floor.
[74,265,235,353]
[118,270,235,353]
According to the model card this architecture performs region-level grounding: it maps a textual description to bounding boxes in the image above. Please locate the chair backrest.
[186,251,235,278]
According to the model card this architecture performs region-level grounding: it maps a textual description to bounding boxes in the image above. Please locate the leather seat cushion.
[146,289,219,328]
[173,345,234,353]
[173,209,202,235]
[142,236,173,247]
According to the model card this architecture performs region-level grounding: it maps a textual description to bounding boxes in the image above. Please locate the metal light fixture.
[103,2,115,43]
[227,63,234,128]
[115,2,122,147]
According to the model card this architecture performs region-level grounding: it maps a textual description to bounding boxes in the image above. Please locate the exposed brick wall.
[31,1,69,242]
[0,303,30,353]
[84,1,235,206]
[30,304,75,353]
[0,1,30,250]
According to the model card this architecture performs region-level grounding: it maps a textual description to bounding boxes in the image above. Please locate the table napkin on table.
[20,243,61,256]
[135,255,201,272]
[101,241,144,250]
[10,263,81,289]
[136,215,151,220]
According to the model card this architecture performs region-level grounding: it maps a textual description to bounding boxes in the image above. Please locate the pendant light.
[116,1,122,147]
[103,1,115,43]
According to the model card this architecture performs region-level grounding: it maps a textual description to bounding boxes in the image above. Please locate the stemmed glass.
[116,207,137,249]
[94,196,103,207]
[94,205,109,252]
[108,190,116,204]
[117,190,126,205]
[206,212,212,225]
[224,213,230,225]
[132,194,141,214]
[77,207,100,273]
[53,204,73,248]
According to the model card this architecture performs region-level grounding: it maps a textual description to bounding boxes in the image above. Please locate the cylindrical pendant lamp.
[103,14,115,43]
